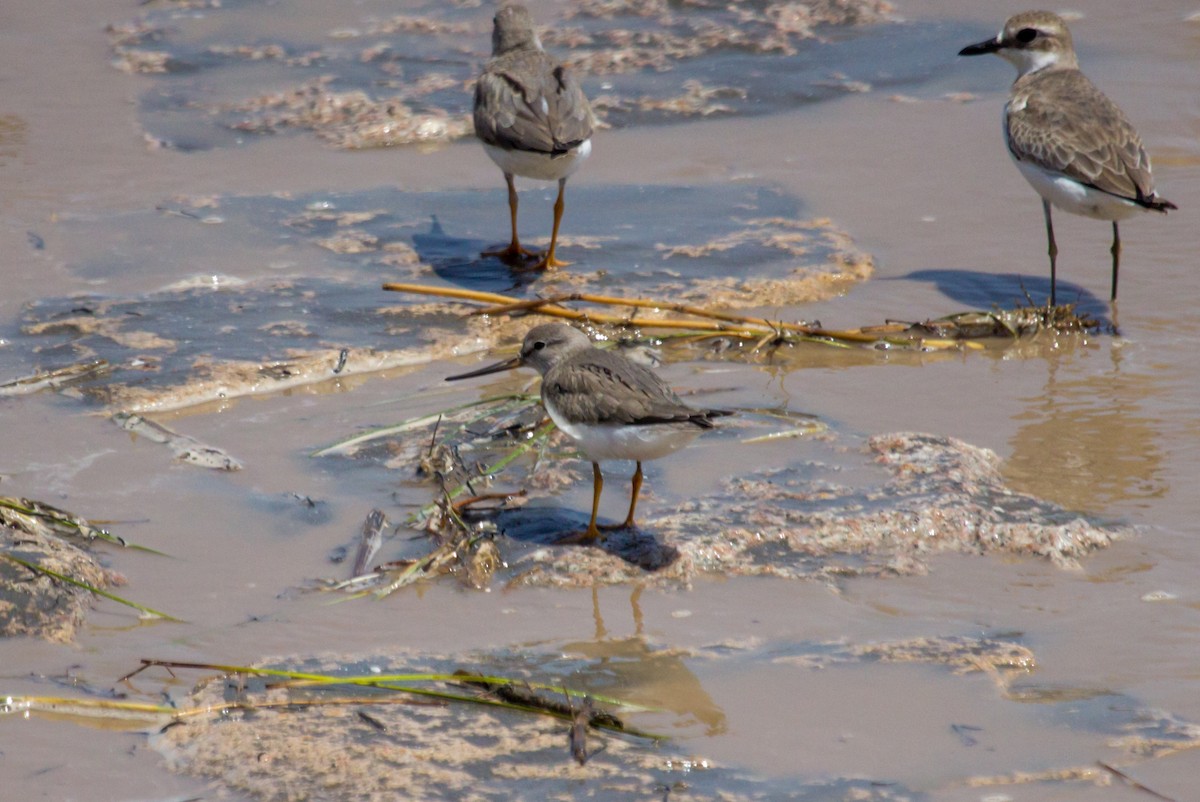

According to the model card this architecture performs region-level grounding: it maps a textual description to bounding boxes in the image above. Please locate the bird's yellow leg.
[531,178,572,270]
[584,461,604,539]
[556,462,603,544]
[600,461,641,530]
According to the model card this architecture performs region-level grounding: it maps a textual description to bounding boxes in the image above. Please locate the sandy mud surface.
[2,0,1200,800]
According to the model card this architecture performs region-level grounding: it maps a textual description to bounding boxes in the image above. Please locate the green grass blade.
[0,553,182,622]
[310,393,535,457]
[128,660,668,740]
[0,497,167,555]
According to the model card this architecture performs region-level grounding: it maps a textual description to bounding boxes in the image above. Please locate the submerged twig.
[452,670,637,746]
[113,413,243,471]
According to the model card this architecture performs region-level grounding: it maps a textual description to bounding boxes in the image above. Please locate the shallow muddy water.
[2,0,1200,799]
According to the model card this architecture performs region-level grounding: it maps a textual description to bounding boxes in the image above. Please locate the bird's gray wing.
[1006,70,1157,204]
[543,352,711,428]
[474,50,593,155]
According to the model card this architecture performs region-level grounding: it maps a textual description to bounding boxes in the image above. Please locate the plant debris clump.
[317,378,1132,592]
[504,432,1131,588]
[0,499,125,643]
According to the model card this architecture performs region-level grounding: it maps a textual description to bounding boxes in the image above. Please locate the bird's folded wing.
[548,358,698,427]
[474,52,593,155]
[1006,71,1157,203]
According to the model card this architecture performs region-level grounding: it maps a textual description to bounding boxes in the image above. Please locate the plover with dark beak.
[960,11,1175,306]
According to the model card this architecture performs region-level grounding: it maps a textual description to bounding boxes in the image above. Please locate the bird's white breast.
[545,402,702,462]
[483,139,591,182]
[1010,156,1144,221]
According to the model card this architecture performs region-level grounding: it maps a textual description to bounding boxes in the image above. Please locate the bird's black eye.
[1016,27,1038,44]
[532,340,546,351]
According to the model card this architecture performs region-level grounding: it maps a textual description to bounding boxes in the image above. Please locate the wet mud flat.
[0,174,1164,799]
[3,0,1200,800]
[7,182,870,415]
[0,181,1121,595]
[106,0,967,151]
[67,632,1200,801]
[137,639,1029,800]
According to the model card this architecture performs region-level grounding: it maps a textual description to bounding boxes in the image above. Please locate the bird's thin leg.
[584,461,603,540]
[1042,199,1058,307]
[623,462,642,529]
[554,462,605,544]
[600,461,642,530]
[483,173,539,262]
[552,463,609,545]
[506,172,521,253]
[533,177,571,269]
[1110,221,1121,302]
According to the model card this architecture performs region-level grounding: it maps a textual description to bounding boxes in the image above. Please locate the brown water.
[2,1,1200,799]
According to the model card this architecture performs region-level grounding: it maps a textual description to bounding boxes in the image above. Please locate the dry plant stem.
[381,282,881,343]
[466,291,776,327]
[479,293,857,341]
[452,489,528,513]
[381,282,527,307]
[124,659,580,695]
[113,659,664,738]
[173,695,449,720]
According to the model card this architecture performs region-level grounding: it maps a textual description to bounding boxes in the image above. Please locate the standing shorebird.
[474,3,594,270]
[959,11,1175,306]
[446,324,731,541]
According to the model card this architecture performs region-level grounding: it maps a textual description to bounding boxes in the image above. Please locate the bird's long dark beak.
[959,37,1002,56]
[445,355,523,381]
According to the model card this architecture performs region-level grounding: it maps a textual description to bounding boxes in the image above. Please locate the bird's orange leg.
[600,461,642,530]
[531,177,571,270]
[556,462,604,544]
[483,173,540,264]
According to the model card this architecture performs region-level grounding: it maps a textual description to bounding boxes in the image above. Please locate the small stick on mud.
[454,671,625,732]
[1097,762,1177,802]
[451,489,527,514]
[426,415,443,460]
